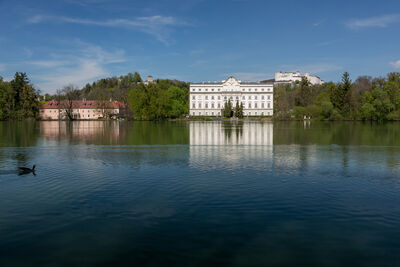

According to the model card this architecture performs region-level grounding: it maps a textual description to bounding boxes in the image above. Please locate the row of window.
[192,102,272,109]
[191,88,272,92]
[192,95,272,100]
[192,111,272,116]
[45,110,99,113]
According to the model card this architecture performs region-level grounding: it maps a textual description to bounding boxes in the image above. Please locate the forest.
[0,72,40,120]
[274,72,400,121]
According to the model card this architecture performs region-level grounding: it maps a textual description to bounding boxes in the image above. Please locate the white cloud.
[0,64,5,72]
[33,42,126,92]
[346,14,400,29]
[27,14,188,44]
[390,60,400,69]
[313,19,325,27]
[27,60,71,68]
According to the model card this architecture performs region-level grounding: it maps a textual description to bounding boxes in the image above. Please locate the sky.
[0,0,400,93]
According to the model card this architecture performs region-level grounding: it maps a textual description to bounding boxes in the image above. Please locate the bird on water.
[18,165,36,176]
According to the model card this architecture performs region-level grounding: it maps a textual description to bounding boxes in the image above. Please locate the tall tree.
[331,72,352,115]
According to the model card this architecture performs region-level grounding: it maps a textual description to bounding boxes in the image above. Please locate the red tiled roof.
[41,100,127,109]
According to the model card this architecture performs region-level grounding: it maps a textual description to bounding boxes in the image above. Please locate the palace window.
[199,89,201,91]
[262,112,264,115]
[212,89,214,91]
[248,96,251,100]
[268,95,271,100]
[205,89,208,91]
[218,112,220,115]
[255,89,258,92]
[212,112,214,116]
[230,96,233,100]
[224,96,227,100]
[242,96,245,100]
[255,112,257,115]
[262,103,264,108]
[267,103,270,108]
[236,96,239,100]
[193,112,195,115]
[255,96,258,100]
[255,103,258,108]
[218,103,220,108]
[192,103,195,108]
[262,95,265,100]
[206,112,208,115]
[205,103,208,108]
[262,88,264,91]
[205,96,208,100]
[211,103,214,108]
[199,103,202,108]
[248,103,251,108]
[192,96,195,100]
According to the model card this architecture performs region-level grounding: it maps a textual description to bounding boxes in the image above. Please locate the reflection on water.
[189,121,273,170]
[1,121,400,266]
[40,121,122,145]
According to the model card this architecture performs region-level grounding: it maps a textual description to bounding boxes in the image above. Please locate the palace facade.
[190,77,274,117]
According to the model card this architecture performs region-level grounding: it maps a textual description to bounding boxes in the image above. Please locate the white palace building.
[190,76,274,117]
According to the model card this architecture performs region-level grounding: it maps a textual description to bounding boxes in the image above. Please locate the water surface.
[0,121,400,266]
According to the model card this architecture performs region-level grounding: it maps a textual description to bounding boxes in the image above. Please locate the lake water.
[0,120,400,266]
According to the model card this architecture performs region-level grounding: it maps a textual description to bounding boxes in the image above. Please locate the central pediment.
[222,76,241,92]
[222,76,241,86]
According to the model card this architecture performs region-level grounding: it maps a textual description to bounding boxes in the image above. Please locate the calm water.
[0,120,400,266]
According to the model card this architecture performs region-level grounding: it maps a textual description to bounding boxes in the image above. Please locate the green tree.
[223,100,233,118]
[296,77,312,107]
[331,72,352,116]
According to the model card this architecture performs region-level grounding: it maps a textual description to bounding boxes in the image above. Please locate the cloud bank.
[346,14,400,29]
[28,14,188,44]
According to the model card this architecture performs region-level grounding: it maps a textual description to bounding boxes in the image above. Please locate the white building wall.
[275,72,323,85]
[189,77,274,117]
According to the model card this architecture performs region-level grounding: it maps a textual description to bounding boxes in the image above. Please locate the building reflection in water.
[189,121,273,170]
[39,121,121,145]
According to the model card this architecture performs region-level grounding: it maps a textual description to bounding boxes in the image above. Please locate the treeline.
[45,72,143,103]
[128,80,189,120]
[274,72,400,121]
[0,73,40,120]
[45,72,190,120]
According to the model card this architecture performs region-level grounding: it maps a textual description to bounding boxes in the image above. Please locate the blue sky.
[0,0,400,93]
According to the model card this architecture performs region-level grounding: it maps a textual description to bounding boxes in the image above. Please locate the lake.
[0,120,400,266]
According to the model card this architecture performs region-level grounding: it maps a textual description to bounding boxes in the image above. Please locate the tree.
[331,72,352,116]
[223,99,233,118]
[234,101,240,117]
[61,85,80,120]
[296,77,312,107]
[238,102,244,118]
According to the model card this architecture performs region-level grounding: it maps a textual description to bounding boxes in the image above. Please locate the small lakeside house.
[40,100,128,120]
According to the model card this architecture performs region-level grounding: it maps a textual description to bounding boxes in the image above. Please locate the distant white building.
[143,75,155,85]
[275,71,324,85]
[190,76,273,117]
